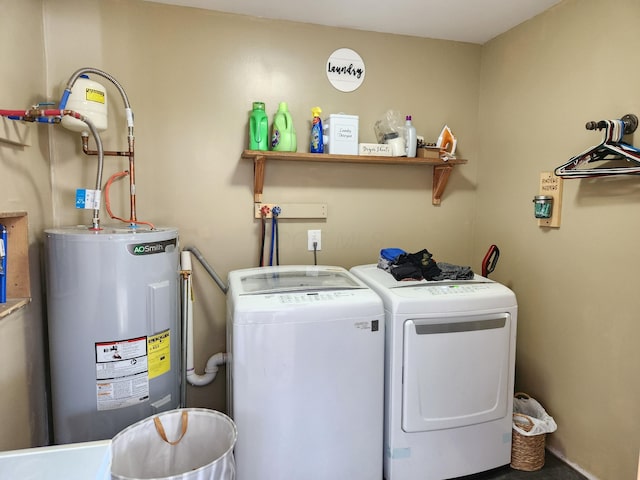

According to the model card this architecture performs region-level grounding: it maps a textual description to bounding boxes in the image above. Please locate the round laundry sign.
[326,48,365,92]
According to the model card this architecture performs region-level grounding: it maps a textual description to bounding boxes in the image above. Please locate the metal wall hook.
[585,113,638,134]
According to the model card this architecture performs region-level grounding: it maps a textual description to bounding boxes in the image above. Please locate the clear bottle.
[405,115,417,157]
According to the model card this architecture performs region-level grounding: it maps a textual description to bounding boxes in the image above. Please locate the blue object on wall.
[0,224,6,303]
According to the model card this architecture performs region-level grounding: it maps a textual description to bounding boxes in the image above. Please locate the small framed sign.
[326,48,365,92]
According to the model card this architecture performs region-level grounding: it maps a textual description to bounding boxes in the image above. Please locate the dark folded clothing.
[379,248,474,281]
[396,249,442,280]
[390,263,423,281]
[434,262,474,280]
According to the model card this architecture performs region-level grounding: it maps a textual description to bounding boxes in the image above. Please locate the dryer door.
[402,313,512,432]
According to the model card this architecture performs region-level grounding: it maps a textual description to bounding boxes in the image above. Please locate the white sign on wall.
[326,48,366,92]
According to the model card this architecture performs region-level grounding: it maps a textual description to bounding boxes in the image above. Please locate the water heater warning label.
[85,88,105,104]
[95,336,149,411]
[148,329,170,379]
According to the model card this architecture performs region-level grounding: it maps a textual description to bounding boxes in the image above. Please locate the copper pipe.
[67,68,139,227]
[81,135,138,224]
[81,136,130,157]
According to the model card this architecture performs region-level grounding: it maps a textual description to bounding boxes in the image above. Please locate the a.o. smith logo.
[127,238,176,256]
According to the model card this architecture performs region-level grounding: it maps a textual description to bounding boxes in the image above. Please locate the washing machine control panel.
[277,290,358,304]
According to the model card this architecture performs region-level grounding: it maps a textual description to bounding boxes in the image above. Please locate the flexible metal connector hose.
[62,68,138,224]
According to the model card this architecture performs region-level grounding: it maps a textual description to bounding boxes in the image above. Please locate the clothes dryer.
[227,265,385,480]
[350,264,517,480]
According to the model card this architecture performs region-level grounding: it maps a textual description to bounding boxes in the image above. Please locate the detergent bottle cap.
[252,102,265,110]
[406,115,412,121]
[312,106,322,117]
[278,102,289,111]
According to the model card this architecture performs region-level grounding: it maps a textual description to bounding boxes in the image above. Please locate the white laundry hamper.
[110,408,237,480]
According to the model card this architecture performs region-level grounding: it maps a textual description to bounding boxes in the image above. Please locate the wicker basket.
[510,412,546,471]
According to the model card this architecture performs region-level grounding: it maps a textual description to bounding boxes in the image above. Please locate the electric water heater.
[44,226,181,444]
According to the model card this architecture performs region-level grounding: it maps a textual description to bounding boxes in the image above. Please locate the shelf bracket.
[253,156,265,203]
[432,165,453,205]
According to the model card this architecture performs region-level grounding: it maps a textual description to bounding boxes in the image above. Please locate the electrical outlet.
[307,230,321,251]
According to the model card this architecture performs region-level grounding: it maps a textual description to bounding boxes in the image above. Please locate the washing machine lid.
[233,265,364,295]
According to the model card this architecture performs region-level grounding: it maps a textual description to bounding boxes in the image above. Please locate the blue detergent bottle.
[310,107,324,153]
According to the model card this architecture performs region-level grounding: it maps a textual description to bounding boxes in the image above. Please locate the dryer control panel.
[412,283,494,296]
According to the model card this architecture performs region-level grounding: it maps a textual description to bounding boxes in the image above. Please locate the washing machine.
[350,264,517,480]
[227,265,385,480]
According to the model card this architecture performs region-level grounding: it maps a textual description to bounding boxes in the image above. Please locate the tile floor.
[458,451,587,479]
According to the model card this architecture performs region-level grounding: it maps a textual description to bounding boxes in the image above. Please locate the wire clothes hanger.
[554,113,640,178]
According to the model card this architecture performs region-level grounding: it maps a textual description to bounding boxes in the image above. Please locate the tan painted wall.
[3,0,637,478]
[41,0,480,419]
[0,0,51,449]
[478,0,640,478]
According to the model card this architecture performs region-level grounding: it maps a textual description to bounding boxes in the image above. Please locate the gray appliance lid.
[239,269,362,294]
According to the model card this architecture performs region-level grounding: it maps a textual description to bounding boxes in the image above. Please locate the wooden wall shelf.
[241,150,467,205]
